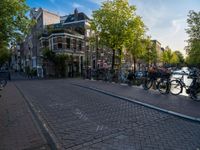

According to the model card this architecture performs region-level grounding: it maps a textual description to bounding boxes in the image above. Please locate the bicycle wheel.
[133,78,142,86]
[0,79,7,88]
[142,78,153,90]
[170,80,183,95]
[190,87,200,101]
[157,79,169,94]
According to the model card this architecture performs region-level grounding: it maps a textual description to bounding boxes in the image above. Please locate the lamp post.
[95,33,99,79]
[95,33,99,70]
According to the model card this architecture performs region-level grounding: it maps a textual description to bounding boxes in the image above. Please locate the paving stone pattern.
[16,80,200,150]
[0,83,49,150]
[73,79,200,118]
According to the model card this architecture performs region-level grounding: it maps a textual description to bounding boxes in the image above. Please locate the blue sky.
[27,0,200,56]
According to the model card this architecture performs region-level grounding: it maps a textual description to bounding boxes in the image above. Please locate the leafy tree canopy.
[0,0,32,47]
[185,10,200,67]
[92,0,137,51]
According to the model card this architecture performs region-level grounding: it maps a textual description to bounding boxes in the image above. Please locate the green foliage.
[150,42,158,64]
[186,39,200,67]
[42,48,69,77]
[186,10,200,67]
[174,51,185,65]
[42,48,56,62]
[125,20,146,57]
[55,54,69,77]
[171,52,179,65]
[91,0,143,69]
[0,46,11,68]
[143,38,158,65]
[162,47,183,66]
[186,10,200,40]
[162,47,173,65]
[0,0,33,46]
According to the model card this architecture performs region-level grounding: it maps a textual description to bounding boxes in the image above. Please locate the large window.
[66,38,70,49]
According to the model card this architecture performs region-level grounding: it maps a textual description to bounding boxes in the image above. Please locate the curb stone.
[72,83,200,123]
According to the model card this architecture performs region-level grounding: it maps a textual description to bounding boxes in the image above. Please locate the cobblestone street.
[15,79,200,150]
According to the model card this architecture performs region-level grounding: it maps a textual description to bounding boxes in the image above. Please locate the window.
[78,41,82,51]
[57,37,63,49]
[66,38,70,49]
[58,43,62,49]
[73,39,76,50]
[57,37,62,43]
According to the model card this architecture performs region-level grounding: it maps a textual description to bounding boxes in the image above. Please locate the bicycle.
[0,79,7,89]
[0,79,7,97]
[170,69,200,101]
[118,70,128,83]
[142,71,171,94]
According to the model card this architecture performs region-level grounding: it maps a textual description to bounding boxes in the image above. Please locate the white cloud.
[171,19,185,34]
[88,0,105,5]
[72,2,84,8]
[87,0,188,55]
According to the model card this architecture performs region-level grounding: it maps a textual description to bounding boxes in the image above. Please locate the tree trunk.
[119,49,122,68]
[133,57,136,73]
[112,49,115,70]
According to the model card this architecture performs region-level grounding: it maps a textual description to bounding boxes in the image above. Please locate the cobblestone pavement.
[0,82,49,150]
[15,79,200,150]
[72,79,200,119]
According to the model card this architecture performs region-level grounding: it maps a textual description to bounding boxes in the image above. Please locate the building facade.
[152,40,164,65]
[16,8,91,77]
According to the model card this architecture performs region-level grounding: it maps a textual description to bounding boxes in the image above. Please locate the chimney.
[74,8,78,20]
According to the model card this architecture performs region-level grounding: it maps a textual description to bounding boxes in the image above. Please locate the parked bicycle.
[0,79,7,97]
[127,71,147,86]
[0,79,7,89]
[118,70,128,83]
[170,69,200,101]
[142,66,171,94]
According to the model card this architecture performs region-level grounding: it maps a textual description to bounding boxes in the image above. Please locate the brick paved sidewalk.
[72,79,200,119]
[0,82,50,150]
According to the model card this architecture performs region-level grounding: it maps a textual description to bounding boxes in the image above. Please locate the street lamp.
[95,33,99,70]
[95,33,99,79]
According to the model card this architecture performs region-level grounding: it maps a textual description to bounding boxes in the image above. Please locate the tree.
[0,0,32,45]
[174,51,184,65]
[185,10,200,67]
[124,15,147,72]
[91,0,140,70]
[55,54,69,78]
[162,47,182,66]
[145,39,158,66]
[162,47,173,65]
[186,39,200,67]
[0,46,10,68]
[42,48,69,77]
[0,0,32,67]
[171,52,179,66]
[186,11,200,40]
[42,48,56,63]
